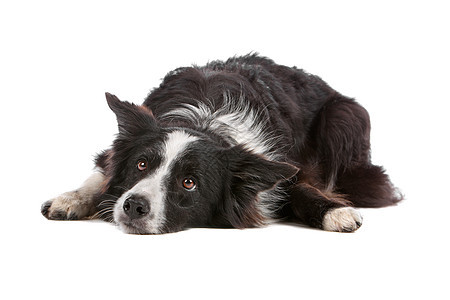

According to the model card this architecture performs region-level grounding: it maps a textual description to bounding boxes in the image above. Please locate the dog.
[41,54,402,234]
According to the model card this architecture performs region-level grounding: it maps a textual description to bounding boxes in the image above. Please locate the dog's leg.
[289,182,362,232]
[315,97,371,191]
[41,170,106,220]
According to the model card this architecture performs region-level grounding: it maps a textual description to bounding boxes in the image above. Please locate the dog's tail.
[336,164,404,208]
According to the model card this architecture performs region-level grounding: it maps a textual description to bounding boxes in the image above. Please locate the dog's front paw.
[41,191,91,220]
[322,207,363,232]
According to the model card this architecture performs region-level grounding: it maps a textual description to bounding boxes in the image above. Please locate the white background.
[1,0,449,299]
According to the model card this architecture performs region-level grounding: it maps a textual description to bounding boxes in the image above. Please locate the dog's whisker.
[98,200,117,206]
[92,207,115,221]
[97,208,114,216]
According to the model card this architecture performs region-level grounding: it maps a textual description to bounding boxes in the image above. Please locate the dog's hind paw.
[322,207,363,232]
[41,191,92,220]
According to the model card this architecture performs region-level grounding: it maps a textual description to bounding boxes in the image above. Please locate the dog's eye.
[137,159,148,171]
[182,178,196,190]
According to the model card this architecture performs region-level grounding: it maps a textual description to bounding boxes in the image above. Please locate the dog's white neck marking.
[161,92,281,160]
[114,130,198,234]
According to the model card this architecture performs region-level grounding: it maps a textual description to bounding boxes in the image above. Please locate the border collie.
[41,54,402,234]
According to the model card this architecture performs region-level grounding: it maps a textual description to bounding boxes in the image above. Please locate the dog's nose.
[123,195,150,220]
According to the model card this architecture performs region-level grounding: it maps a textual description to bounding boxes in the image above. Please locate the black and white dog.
[41,54,402,234]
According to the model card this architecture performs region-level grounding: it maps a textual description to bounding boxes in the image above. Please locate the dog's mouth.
[116,215,164,235]
[119,221,153,235]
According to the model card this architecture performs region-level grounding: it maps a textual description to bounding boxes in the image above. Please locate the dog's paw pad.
[322,207,363,232]
[41,192,83,220]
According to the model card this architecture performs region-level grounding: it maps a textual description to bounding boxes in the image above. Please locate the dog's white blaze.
[114,131,198,233]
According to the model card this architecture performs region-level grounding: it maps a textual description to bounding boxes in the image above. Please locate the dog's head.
[103,93,298,234]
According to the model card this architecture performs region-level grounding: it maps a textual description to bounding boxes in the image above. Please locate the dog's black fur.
[42,54,402,234]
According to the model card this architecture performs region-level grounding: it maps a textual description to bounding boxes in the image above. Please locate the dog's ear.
[220,146,299,228]
[105,92,156,135]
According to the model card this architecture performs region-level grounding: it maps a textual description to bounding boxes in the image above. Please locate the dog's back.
[144,54,330,161]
